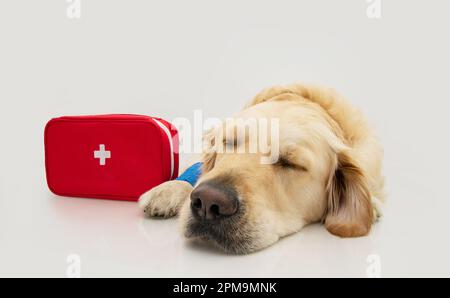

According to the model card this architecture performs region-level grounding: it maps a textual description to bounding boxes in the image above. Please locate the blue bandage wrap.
[175,162,203,186]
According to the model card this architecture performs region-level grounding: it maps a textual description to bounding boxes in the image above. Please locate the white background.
[1,0,449,277]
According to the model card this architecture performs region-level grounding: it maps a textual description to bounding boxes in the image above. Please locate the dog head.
[179,85,376,254]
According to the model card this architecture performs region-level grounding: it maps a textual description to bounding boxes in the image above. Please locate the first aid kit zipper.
[152,118,175,180]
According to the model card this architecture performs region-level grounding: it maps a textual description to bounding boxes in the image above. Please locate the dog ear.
[324,150,373,237]
[202,128,217,173]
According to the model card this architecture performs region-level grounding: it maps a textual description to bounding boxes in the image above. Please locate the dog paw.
[138,180,193,218]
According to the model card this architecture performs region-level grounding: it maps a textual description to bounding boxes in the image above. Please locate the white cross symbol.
[94,144,111,166]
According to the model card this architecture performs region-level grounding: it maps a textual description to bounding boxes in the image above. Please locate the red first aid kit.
[44,114,179,201]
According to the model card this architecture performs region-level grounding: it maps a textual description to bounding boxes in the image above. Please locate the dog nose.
[190,183,238,220]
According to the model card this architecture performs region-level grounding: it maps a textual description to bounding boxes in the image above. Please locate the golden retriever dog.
[139,83,385,254]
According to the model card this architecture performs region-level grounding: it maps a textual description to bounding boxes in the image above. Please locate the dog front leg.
[139,180,193,218]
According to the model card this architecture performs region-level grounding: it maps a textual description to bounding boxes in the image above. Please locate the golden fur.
[139,83,385,254]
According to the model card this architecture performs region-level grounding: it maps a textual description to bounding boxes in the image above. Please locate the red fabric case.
[44,114,179,201]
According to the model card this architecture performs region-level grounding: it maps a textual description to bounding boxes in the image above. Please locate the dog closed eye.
[274,156,308,171]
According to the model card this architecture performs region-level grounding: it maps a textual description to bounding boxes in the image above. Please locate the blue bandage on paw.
[175,162,203,186]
